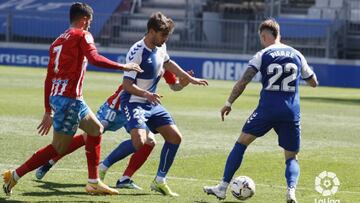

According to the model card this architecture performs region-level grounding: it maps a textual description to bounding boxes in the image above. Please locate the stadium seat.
[315,0,329,8]
[308,7,322,19]
[329,0,343,8]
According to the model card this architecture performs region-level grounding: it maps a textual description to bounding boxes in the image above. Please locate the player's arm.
[177,70,194,88]
[163,70,182,91]
[304,74,318,87]
[122,78,162,105]
[164,60,208,86]
[164,70,194,91]
[168,83,183,91]
[44,67,52,114]
[80,33,142,72]
[221,67,258,121]
[37,64,53,136]
[299,53,318,88]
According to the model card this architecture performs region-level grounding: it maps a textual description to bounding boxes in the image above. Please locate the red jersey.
[106,70,177,110]
[44,28,122,112]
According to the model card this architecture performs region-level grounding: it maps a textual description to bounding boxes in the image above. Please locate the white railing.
[0,11,343,58]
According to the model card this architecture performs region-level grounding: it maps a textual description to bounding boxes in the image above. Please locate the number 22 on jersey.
[265,63,298,92]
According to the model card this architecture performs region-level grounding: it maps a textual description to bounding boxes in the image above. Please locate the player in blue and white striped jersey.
[117,12,208,196]
[203,19,318,203]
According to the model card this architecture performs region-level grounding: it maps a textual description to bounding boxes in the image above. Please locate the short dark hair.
[147,12,175,34]
[259,18,280,38]
[69,2,93,23]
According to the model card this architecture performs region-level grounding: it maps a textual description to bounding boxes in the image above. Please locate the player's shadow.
[0,197,23,202]
[117,192,160,196]
[301,96,360,105]
[22,180,157,197]
[22,180,85,197]
[194,201,244,203]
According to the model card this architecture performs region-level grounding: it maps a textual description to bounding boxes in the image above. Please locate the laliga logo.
[315,171,340,196]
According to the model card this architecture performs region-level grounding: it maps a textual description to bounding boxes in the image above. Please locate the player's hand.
[37,112,53,136]
[220,106,232,121]
[122,62,143,73]
[179,70,194,87]
[144,91,162,105]
[189,76,208,86]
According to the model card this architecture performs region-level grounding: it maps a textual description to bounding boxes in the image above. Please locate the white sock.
[88,178,99,184]
[219,181,229,190]
[120,176,130,182]
[13,171,20,182]
[155,176,166,183]
[288,186,296,190]
[49,159,55,165]
[99,163,108,172]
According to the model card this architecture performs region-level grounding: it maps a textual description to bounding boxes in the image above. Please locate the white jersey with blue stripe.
[249,43,314,121]
[121,39,170,103]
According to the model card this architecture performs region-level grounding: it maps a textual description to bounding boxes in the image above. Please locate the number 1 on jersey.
[53,45,63,73]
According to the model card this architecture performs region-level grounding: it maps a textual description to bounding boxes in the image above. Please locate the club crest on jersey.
[84,33,94,44]
[146,57,153,64]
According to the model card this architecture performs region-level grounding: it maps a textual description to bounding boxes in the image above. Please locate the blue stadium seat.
[0,0,123,38]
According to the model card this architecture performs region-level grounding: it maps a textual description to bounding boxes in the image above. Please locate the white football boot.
[203,184,226,200]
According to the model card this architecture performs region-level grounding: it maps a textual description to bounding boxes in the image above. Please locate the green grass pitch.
[0,66,359,202]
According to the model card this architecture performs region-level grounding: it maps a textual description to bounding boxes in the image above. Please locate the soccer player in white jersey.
[203,19,318,203]
[118,12,208,196]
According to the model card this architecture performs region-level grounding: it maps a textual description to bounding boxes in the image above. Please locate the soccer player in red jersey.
[34,70,193,190]
[2,2,142,196]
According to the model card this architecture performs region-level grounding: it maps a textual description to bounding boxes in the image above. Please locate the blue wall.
[0,46,359,88]
[0,0,123,37]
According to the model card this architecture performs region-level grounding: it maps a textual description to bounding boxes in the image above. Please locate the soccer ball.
[230,176,256,200]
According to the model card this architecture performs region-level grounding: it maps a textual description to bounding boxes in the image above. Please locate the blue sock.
[102,139,136,168]
[156,142,179,178]
[222,142,247,183]
[285,158,300,188]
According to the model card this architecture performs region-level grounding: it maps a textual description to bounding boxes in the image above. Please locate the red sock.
[52,135,85,162]
[123,144,154,177]
[85,135,101,180]
[15,144,58,177]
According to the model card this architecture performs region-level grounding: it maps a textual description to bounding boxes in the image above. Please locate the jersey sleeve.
[163,70,177,85]
[123,46,142,81]
[80,32,122,69]
[162,43,170,63]
[44,58,53,113]
[298,53,314,80]
[248,51,262,71]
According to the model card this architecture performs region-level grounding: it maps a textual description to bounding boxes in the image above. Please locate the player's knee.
[57,148,68,155]
[97,124,104,135]
[238,132,256,146]
[145,137,156,146]
[169,132,182,145]
[133,140,145,150]
[285,150,298,161]
[89,123,103,136]
[145,136,156,146]
[176,133,182,144]
[132,134,146,150]
[52,143,68,155]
